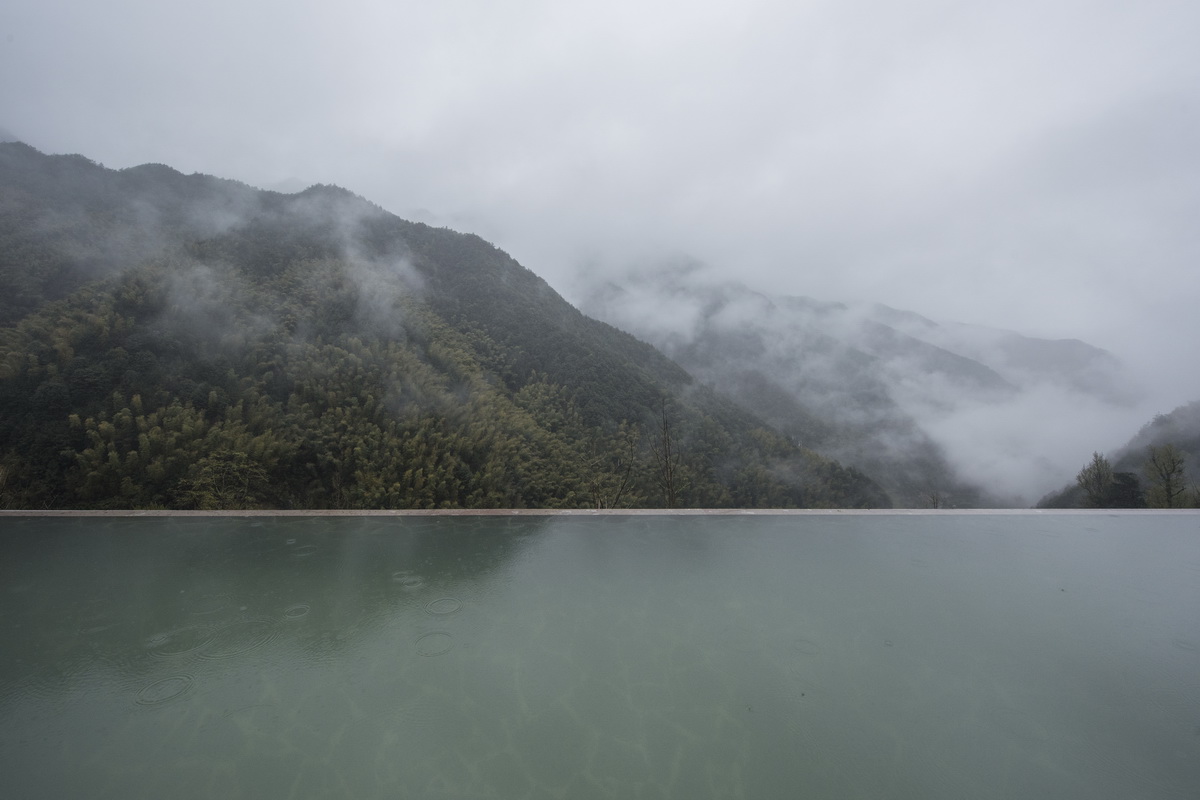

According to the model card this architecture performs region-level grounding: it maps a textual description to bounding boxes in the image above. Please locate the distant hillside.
[1038,399,1200,508]
[578,262,1130,507]
[0,142,886,509]
[869,303,1129,403]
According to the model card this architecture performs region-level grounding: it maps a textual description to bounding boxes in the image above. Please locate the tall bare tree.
[1076,451,1115,507]
[1143,444,1189,508]
[651,399,685,508]
[585,423,640,510]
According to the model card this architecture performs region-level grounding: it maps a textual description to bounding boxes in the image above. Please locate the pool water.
[1,513,1198,799]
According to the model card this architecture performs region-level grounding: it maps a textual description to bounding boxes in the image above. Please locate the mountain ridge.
[0,141,886,510]
[576,262,1131,506]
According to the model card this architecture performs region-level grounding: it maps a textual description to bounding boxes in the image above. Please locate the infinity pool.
[1,512,1197,799]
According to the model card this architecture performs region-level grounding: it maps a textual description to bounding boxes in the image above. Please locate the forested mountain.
[1038,399,1200,508]
[578,263,1128,507]
[0,142,887,509]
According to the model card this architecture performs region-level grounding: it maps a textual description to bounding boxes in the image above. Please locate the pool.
[1,511,1197,798]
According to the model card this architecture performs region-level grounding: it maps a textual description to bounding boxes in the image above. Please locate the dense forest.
[0,142,888,510]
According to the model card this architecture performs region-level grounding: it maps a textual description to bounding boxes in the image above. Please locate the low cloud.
[577,261,1160,505]
[922,384,1153,504]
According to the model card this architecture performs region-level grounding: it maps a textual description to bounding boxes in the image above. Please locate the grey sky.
[4,0,1199,421]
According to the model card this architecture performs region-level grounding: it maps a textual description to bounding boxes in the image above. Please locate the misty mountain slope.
[581,271,987,506]
[0,142,687,427]
[0,142,887,510]
[870,303,1128,402]
[576,263,1134,506]
[1037,399,1200,507]
[1113,401,1200,470]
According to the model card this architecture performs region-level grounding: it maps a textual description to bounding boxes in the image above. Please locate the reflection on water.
[1,514,1198,799]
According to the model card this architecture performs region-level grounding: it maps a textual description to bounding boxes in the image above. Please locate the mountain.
[0,142,887,510]
[1112,401,1200,472]
[867,303,1128,402]
[1038,399,1200,507]
[576,262,1130,506]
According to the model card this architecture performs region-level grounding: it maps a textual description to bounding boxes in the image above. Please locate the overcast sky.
[4,0,1199,415]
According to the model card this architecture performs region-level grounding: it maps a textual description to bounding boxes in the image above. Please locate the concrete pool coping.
[2,508,1197,517]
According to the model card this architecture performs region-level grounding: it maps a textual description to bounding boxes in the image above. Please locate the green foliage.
[1042,453,1145,509]
[1069,451,1148,509]
[0,142,890,510]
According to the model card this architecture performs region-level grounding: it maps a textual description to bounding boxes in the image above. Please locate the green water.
[1,513,1198,799]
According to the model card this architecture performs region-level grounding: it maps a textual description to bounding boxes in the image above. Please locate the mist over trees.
[1042,401,1200,508]
[6,141,1196,511]
[575,264,1137,507]
[0,142,888,510]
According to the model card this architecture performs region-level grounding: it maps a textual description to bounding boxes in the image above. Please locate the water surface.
[1,513,1198,799]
